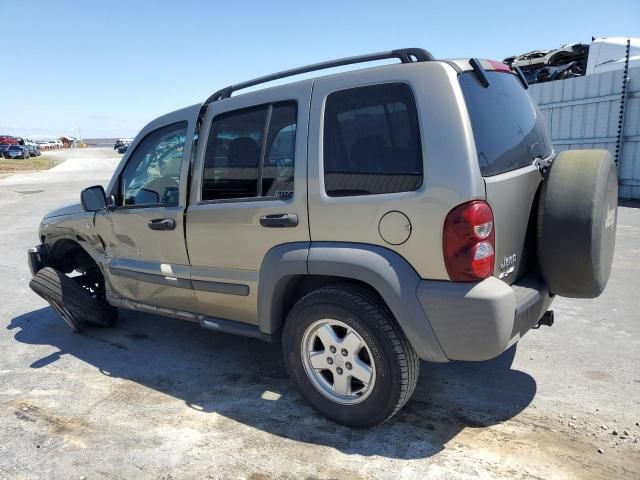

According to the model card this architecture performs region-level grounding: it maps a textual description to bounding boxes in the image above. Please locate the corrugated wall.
[529,66,640,199]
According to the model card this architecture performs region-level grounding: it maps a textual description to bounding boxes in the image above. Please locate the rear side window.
[323,83,423,197]
[459,71,552,176]
[202,101,297,201]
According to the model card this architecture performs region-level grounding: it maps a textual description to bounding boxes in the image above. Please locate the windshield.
[459,71,552,176]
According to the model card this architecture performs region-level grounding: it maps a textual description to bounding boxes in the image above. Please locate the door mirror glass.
[81,185,107,211]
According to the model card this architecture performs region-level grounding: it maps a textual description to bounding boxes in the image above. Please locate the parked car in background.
[114,138,133,150]
[4,145,30,159]
[0,144,12,157]
[36,140,57,151]
[0,135,18,146]
[25,142,41,157]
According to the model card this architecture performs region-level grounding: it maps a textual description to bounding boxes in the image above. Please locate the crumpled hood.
[43,201,84,219]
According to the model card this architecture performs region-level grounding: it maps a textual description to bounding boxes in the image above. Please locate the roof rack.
[203,48,435,105]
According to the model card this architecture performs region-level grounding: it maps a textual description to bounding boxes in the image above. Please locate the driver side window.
[119,121,188,207]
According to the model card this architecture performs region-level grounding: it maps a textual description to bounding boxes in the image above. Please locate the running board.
[108,294,272,342]
[200,317,272,342]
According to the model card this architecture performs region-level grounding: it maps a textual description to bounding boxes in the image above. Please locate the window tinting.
[323,83,423,197]
[202,102,297,201]
[262,103,297,197]
[459,71,552,176]
[203,106,266,201]
[120,121,187,207]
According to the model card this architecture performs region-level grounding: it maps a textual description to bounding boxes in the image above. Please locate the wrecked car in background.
[504,37,639,85]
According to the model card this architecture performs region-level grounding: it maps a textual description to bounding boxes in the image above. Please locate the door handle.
[259,213,298,228]
[148,218,176,231]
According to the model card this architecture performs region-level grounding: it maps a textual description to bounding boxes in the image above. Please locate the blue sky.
[1,0,638,139]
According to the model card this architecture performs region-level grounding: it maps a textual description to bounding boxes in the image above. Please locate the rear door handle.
[259,213,298,228]
[148,218,176,231]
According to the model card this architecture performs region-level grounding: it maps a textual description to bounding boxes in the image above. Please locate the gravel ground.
[0,148,639,479]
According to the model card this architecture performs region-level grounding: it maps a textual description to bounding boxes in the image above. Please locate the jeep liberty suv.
[28,48,618,427]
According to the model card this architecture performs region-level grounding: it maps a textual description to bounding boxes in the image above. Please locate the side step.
[200,316,272,342]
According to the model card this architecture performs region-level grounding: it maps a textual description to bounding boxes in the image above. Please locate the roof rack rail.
[203,48,435,105]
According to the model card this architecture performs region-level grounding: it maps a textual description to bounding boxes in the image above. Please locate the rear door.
[458,68,554,283]
[186,81,312,324]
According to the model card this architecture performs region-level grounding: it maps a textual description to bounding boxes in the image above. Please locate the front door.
[97,111,197,312]
[186,81,312,324]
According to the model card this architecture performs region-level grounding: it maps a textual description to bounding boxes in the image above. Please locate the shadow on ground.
[8,307,536,459]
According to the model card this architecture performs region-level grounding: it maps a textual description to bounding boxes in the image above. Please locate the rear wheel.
[282,284,419,427]
[29,267,118,331]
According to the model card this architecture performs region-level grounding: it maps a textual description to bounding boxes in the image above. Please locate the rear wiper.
[533,156,553,176]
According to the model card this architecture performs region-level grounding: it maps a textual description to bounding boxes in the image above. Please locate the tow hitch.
[533,310,554,329]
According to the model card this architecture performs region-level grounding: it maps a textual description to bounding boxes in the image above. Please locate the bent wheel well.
[48,239,107,299]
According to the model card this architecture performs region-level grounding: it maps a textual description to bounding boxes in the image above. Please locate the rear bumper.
[416,275,554,361]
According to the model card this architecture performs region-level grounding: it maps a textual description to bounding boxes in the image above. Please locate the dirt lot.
[0,156,59,179]
[0,149,638,479]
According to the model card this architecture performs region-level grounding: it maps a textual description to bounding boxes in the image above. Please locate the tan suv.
[28,48,618,427]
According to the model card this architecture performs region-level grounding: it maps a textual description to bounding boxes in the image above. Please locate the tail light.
[443,201,495,282]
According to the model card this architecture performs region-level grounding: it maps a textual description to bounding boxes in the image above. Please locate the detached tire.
[537,150,618,298]
[29,267,118,331]
[282,284,419,428]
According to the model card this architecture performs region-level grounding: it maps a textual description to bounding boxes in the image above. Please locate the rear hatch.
[459,66,553,284]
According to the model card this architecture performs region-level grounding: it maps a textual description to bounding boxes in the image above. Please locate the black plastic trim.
[109,267,192,289]
[469,58,490,88]
[191,279,250,296]
[201,316,271,341]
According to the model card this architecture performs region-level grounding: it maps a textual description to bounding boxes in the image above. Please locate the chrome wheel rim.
[301,319,376,405]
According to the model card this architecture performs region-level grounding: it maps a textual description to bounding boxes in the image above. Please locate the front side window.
[323,83,423,197]
[202,101,297,201]
[120,122,187,207]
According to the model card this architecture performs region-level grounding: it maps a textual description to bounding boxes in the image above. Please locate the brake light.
[443,201,495,282]
[487,60,511,72]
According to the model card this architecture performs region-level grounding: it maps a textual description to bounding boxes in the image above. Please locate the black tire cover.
[537,150,618,298]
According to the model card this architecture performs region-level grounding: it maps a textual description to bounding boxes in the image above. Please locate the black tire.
[537,149,618,298]
[282,284,419,428]
[29,267,118,330]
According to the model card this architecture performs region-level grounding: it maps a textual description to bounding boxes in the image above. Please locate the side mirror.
[81,185,108,212]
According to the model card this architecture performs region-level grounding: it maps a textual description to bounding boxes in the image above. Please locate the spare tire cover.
[537,150,617,298]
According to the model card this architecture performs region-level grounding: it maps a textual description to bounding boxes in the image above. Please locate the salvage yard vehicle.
[4,145,30,159]
[28,48,618,427]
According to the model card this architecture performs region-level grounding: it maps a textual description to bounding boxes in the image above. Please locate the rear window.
[459,71,552,176]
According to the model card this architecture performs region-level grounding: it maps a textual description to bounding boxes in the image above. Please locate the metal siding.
[530,67,640,199]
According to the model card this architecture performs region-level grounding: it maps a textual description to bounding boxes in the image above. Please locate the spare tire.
[537,149,617,298]
[30,267,118,331]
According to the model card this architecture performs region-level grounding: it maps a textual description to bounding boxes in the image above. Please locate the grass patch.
[0,155,60,173]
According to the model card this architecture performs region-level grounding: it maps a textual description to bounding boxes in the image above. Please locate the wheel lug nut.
[345,362,352,370]
[341,348,348,356]
[327,357,333,365]
[336,367,343,375]
[329,346,336,353]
